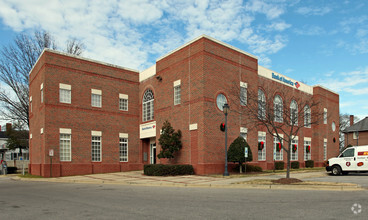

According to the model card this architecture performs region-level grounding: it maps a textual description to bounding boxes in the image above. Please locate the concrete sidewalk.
[10,170,366,191]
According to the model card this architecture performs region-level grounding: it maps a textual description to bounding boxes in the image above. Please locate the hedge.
[305,160,314,168]
[144,164,194,176]
[275,161,284,170]
[233,164,263,173]
[291,161,300,169]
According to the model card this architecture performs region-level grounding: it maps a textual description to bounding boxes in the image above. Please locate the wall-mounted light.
[156,75,162,81]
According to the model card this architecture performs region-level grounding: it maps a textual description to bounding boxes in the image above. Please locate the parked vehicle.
[326,145,368,175]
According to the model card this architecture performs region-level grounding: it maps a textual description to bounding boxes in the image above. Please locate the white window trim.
[59,83,71,90]
[119,135,128,162]
[30,96,32,112]
[60,130,72,162]
[258,132,266,161]
[40,83,44,103]
[119,133,128,138]
[273,134,283,161]
[323,138,327,161]
[173,80,181,87]
[304,137,312,161]
[174,80,181,105]
[119,94,129,111]
[291,136,298,161]
[91,133,102,162]
[240,82,247,106]
[91,130,102,136]
[91,89,102,95]
[60,128,72,134]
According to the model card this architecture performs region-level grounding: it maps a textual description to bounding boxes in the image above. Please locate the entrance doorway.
[150,140,156,164]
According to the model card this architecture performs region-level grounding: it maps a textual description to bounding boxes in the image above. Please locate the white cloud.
[294,25,325,35]
[245,0,286,19]
[0,0,292,70]
[318,67,368,93]
[295,6,332,16]
[266,21,291,31]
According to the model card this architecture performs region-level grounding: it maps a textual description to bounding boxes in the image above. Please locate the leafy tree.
[5,123,29,155]
[227,136,252,173]
[157,120,182,159]
[0,30,84,128]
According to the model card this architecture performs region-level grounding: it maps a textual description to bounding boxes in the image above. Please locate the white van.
[326,145,368,175]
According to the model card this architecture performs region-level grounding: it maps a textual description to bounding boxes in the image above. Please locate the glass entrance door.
[150,141,156,164]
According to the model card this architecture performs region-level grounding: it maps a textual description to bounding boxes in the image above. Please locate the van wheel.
[332,166,341,175]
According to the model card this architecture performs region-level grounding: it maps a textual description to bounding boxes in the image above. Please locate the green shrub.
[144,164,194,176]
[233,164,263,173]
[291,161,300,169]
[275,161,284,170]
[305,160,314,168]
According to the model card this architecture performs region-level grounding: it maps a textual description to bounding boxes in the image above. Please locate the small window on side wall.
[119,94,128,111]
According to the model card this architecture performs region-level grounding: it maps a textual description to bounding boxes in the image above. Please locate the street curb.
[11,176,365,191]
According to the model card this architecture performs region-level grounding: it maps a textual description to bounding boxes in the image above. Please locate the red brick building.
[29,35,340,177]
[344,116,368,147]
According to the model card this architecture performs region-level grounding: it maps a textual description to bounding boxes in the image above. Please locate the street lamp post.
[223,103,230,176]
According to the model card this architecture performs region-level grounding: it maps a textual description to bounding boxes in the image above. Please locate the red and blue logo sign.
[295,82,300,89]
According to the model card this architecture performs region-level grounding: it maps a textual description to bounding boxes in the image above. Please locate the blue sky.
[0,0,367,119]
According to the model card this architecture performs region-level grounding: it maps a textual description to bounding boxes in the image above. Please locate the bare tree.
[230,81,324,179]
[0,30,84,128]
[339,113,359,151]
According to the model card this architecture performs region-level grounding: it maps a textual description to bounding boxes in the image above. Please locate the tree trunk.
[239,162,242,173]
[286,142,291,178]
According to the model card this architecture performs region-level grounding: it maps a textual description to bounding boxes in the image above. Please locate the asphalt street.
[1,177,367,220]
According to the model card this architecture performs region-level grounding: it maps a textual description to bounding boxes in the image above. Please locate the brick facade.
[29,35,340,177]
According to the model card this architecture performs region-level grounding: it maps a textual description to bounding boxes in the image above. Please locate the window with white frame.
[290,100,298,125]
[143,89,154,122]
[353,131,359,139]
[258,132,266,161]
[240,127,247,141]
[174,80,181,105]
[119,133,128,162]
[30,96,32,112]
[240,82,247,106]
[274,135,283,160]
[274,95,283,122]
[291,138,298,161]
[304,139,311,160]
[91,89,102,107]
[40,83,44,103]
[304,105,311,128]
[323,108,327,124]
[119,94,128,111]
[91,131,101,162]
[59,128,71,161]
[323,138,327,160]
[258,89,266,119]
[59,83,71,104]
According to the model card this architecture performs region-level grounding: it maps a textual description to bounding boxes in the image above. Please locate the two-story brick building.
[29,35,340,177]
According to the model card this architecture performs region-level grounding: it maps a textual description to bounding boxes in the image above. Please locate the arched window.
[274,95,283,122]
[290,100,298,125]
[258,89,266,119]
[143,89,154,122]
[304,105,311,128]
